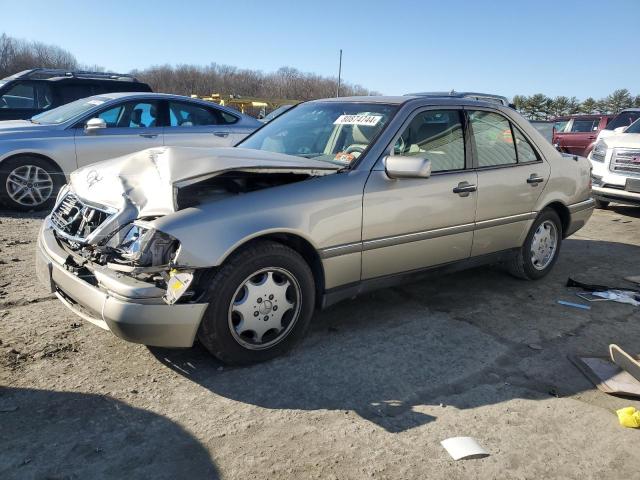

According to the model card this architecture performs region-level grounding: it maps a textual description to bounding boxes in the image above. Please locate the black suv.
[0,69,152,121]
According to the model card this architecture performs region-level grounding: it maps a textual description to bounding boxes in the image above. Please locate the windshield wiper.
[29,119,40,124]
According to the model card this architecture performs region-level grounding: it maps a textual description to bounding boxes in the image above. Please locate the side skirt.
[319,248,519,309]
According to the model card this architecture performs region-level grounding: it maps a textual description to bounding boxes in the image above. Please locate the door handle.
[452,182,477,196]
[213,131,230,138]
[139,133,158,139]
[527,174,544,185]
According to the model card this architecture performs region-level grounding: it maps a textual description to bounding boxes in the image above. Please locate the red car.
[552,114,614,157]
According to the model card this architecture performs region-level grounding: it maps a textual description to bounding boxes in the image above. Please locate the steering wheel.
[345,144,366,155]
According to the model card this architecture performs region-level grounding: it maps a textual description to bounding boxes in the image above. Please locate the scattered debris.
[528,343,544,350]
[570,355,640,397]
[617,407,640,428]
[0,405,18,412]
[557,300,591,310]
[441,436,489,461]
[576,292,609,302]
[610,344,640,382]
[592,290,640,306]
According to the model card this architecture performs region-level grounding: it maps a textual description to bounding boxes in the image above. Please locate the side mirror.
[384,155,431,179]
[85,117,107,133]
[614,126,626,134]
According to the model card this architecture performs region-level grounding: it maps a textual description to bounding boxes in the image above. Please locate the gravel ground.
[1,206,639,479]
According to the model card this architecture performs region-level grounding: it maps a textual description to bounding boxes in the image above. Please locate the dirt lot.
[1,206,639,479]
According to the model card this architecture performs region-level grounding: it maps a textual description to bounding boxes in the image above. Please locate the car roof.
[309,95,508,109]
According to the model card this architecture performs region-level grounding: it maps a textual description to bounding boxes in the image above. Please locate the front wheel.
[197,241,315,365]
[507,208,562,280]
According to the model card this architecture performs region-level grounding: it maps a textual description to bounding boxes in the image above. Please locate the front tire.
[197,240,315,365]
[0,156,63,211]
[507,208,562,280]
[594,198,610,209]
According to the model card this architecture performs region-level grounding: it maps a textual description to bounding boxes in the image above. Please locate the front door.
[74,99,164,167]
[467,109,550,256]
[362,109,477,279]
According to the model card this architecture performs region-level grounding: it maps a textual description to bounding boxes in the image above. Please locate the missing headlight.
[113,223,178,267]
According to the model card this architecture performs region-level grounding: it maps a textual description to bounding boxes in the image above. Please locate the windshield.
[239,102,397,165]
[625,118,640,134]
[31,96,111,124]
[606,111,640,130]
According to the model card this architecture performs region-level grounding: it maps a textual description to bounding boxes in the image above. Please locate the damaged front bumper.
[36,219,208,348]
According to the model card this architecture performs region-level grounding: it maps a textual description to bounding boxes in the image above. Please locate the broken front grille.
[50,191,115,242]
[611,148,640,175]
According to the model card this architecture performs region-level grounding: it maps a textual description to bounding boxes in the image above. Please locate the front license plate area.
[626,178,640,193]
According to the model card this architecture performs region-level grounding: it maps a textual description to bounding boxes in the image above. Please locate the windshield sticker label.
[333,114,382,126]
[86,100,104,106]
[334,152,356,163]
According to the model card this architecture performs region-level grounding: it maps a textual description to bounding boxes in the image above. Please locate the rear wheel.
[197,240,315,365]
[507,208,562,280]
[0,156,63,211]
[594,198,610,209]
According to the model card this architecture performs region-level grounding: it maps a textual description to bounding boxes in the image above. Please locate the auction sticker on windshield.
[333,114,382,126]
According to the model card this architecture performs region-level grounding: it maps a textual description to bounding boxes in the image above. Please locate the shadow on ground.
[0,387,219,480]
[150,238,640,433]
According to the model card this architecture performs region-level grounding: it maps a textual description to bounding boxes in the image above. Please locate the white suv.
[589,118,640,208]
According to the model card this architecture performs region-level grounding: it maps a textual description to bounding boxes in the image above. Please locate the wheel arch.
[222,232,326,308]
[542,201,571,238]
[1,152,66,181]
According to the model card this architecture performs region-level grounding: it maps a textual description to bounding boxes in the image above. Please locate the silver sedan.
[0,92,261,210]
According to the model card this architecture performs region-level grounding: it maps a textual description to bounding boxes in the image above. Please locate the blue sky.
[3,0,638,99]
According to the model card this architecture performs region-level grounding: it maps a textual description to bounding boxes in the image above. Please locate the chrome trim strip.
[568,198,595,213]
[319,242,363,259]
[320,211,541,258]
[474,212,536,230]
[362,223,475,251]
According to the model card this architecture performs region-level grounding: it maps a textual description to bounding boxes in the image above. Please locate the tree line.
[0,32,378,101]
[513,90,640,120]
[2,32,639,114]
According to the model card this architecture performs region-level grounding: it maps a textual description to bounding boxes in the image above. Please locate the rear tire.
[197,240,315,365]
[0,156,63,211]
[507,208,562,280]
[594,198,610,209]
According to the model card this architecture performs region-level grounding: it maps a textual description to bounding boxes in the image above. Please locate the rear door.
[163,100,247,148]
[563,117,599,155]
[467,109,550,256]
[73,99,164,166]
[361,108,477,279]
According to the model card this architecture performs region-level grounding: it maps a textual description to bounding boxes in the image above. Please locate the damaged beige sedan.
[36,96,595,364]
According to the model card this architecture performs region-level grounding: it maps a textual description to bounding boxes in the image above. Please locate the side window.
[0,82,54,109]
[393,109,465,172]
[468,111,517,167]
[570,119,598,132]
[513,128,539,163]
[96,101,159,128]
[219,110,239,124]
[59,84,94,104]
[169,101,220,127]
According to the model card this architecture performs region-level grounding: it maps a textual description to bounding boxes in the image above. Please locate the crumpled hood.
[70,146,339,215]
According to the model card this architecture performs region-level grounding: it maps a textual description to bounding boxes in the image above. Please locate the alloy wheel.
[530,220,558,270]
[6,165,54,207]
[228,267,302,350]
